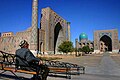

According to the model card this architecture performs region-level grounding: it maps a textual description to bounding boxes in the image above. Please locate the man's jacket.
[15,48,40,70]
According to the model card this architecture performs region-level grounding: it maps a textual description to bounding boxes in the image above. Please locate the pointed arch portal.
[54,22,63,54]
[100,35,112,51]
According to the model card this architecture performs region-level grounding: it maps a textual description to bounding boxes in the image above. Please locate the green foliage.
[90,48,94,52]
[58,41,74,54]
[74,48,78,52]
[79,46,91,54]
[78,48,83,52]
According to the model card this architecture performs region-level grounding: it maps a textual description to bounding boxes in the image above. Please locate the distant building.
[75,29,120,53]
[1,32,13,37]
[75,33,93,51]
[94,29,119,53]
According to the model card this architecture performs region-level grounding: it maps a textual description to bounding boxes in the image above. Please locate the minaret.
[30,0,38,52]
[67,22,71,41]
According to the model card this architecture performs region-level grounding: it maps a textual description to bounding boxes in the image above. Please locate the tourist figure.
[15,40,49,80]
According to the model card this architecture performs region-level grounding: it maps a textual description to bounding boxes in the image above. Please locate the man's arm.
[25,51,40,63]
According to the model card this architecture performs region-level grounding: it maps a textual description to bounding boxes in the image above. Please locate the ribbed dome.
[79,33,88,41]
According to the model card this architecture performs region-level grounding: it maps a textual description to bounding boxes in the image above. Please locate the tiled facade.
[30,0,38,51]
[41,7,70,54]
[0,29,32,53]
[0,0,70,54]
[75,38,94,51]
[94,29,119,53]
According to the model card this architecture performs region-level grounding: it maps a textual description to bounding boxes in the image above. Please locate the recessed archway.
[100,35,112,52]
[54,22,63,54]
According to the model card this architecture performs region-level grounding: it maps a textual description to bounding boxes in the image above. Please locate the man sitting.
[15,40,49,80]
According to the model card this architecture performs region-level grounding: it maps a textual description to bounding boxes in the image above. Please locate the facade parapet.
[1,32,14,37]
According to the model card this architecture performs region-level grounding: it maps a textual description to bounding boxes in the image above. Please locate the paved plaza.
[1,52,120,80]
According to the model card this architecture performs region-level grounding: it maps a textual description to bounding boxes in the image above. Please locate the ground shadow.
[0,74,30,80]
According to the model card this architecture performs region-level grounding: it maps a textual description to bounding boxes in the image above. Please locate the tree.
[78,48,83,52]
[90,48,94,52]
[81,45,90,54]
[58,41,74,54]
[74,48,78,52]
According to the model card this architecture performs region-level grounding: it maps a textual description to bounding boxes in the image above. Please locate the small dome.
[79,33,88,41]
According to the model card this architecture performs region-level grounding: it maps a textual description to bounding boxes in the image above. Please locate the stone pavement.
[1,52,120,80]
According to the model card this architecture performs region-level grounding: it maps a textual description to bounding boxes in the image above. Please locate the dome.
[79,33,88,41]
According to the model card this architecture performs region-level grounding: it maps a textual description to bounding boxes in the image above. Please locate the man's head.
[19,40,29,48]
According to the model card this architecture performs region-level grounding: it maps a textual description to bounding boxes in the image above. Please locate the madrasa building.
[75,33,94,51]
[0,0,70,55]
[75,29,120,53]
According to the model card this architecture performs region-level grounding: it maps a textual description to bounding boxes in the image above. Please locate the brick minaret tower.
[67,22,71,41]
[30,0,38,52]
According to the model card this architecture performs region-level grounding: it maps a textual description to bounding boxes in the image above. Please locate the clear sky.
[0,0,120,46]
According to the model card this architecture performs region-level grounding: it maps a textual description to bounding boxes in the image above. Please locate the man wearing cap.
[15,40,49,80]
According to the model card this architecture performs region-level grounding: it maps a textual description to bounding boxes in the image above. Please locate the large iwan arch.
[94,29,119,53]
[100,35,112,52]
[54,22,64,54]
[41,7,70,54]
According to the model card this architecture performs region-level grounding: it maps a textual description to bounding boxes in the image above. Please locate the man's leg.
[40,65,49,80]
[31,66,42,80]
